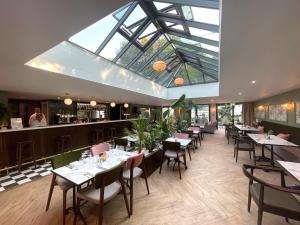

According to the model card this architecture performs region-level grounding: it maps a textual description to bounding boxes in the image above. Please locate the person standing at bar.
[29,107,47,127]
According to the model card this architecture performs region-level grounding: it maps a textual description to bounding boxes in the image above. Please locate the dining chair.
[232,136,256,164]
[123,152,149,215]
[114,138,128,151]
[188,127,202,145]
[73,162,130,225]
[182,130,197,151]
[159,141,187,179]
[174,133,192,161]
[91,142,110,156]
[46,150,81,225]
[242,164,300,225]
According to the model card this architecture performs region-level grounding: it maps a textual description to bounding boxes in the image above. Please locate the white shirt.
[29,113,47,127]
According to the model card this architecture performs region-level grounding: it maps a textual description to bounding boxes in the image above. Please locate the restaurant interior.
[0,0,300,225]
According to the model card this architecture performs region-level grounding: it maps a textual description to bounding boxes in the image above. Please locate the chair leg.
[187,147,192,161]
[130,176,133,215]
[285,217,289,223]
[257,206,263,225]
[63,190,67,225]
[247,190,252,212]
[253,150,256,165]
[235,150,238,163]
[142,162,150,195]
[46,174,56,211]
[183,154,187,170]
[73,198,81,225]
[177,157,181,179]
[119,177,130,217]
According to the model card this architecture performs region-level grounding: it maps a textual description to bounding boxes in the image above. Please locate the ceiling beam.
[95,2,138,54]
[172,39,218,57]
[157,13,219,33]
[142,0,219,10]
[166,29,219,47]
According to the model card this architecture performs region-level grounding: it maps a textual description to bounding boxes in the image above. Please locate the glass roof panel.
[137,23,157,46]
[113,5,130,20]
[153,1,172,11]
[99,32,129,60]
[186,64,205,83]
[69,14,118,52]
[123,5,147,27]
[130,35,168,71]
[117,44,140,67]
[189,27,219,41]
[183,6,220,25]
[168,64,190,87]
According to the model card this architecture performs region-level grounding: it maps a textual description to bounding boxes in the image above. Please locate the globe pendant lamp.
[174,77,184,85]
[90,100,97,106]
[153,60,167,72]
[110,102,116,107]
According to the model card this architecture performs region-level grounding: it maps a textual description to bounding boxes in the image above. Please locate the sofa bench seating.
[265,145,300,163]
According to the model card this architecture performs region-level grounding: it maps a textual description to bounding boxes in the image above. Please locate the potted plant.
[0,103,9,129]
[125,116,149,153]
[144,126,162,152]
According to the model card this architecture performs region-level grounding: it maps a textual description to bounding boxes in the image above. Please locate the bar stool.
[57,134,72,153]
[90,129,104,144]
[16,140,36,172]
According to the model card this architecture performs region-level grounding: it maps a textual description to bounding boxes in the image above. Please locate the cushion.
[277,133,290,140]
[165,150,184,158]
[250,183,300,212]
[77,182,121,204]
[56,176,74,191]
[123,167,143,180]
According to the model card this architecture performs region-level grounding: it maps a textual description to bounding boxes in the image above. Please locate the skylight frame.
[67,0,220,88]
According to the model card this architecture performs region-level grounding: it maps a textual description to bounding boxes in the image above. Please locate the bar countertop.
[0,119,137,133]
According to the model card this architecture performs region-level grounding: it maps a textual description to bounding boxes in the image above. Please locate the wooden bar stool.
[16,140,36,172]
[57,134,72,153]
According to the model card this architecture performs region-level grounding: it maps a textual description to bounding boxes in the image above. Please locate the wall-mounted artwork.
[296,102,300,124]
[269,104,287,122]
[254,107,265,119]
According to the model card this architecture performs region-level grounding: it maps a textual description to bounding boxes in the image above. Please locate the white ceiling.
[0,0,300,105]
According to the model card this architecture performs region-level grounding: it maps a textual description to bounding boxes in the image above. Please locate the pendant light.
[174,77,184,85]
[110,102,116,107]
[64,93,72,105]
[153,60,167,72]
[124,103,129,108]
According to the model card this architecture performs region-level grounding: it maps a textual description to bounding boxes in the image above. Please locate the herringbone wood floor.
[0,129,299,225]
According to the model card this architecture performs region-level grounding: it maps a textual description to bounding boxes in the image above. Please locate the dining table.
[235,124,259,135]
[165,137,192,148]
[247,133,299,166]
[277,160,300,183]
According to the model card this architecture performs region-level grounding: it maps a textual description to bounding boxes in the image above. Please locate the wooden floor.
[0,129,299,225]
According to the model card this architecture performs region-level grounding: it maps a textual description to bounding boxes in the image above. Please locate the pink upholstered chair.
[173,133,192,161]
[277,133,290,140]
[91,143,109,156]
[174,133,189,139]
[123,152,149,215]
[257,126,264,134]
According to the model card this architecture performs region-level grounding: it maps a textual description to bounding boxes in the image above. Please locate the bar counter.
[0,119,136,169]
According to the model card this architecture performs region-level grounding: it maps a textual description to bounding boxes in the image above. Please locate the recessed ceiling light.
[210,99,214,102]
[238,92,242,95]
[251,80,256,84]
[57,97,61,100]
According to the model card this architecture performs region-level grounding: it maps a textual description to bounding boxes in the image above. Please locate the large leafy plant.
[125,116,149,153]
[144,125,162,152]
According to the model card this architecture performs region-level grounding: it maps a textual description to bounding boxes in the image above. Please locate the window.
[191,105,210,123]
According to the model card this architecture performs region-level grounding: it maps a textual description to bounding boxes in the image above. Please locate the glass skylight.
[68,0,220,87]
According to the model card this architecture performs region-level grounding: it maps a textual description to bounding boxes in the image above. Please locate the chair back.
[162,141,180,153]
[94,162,123,189]
[114,138,128,150]
[182,130,193,138]
[174,133,189,139]
[51,151,81,169]
[91,142,110,156]
[125,152,144,170]
[188,127,199,131]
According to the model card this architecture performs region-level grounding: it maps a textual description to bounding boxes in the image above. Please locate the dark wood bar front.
[0,119,135,169]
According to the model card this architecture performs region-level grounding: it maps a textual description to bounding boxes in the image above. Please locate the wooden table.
[235,124,259,135]
[165,137,192,148]
[247,134,298,166]
[277,160,300,182]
